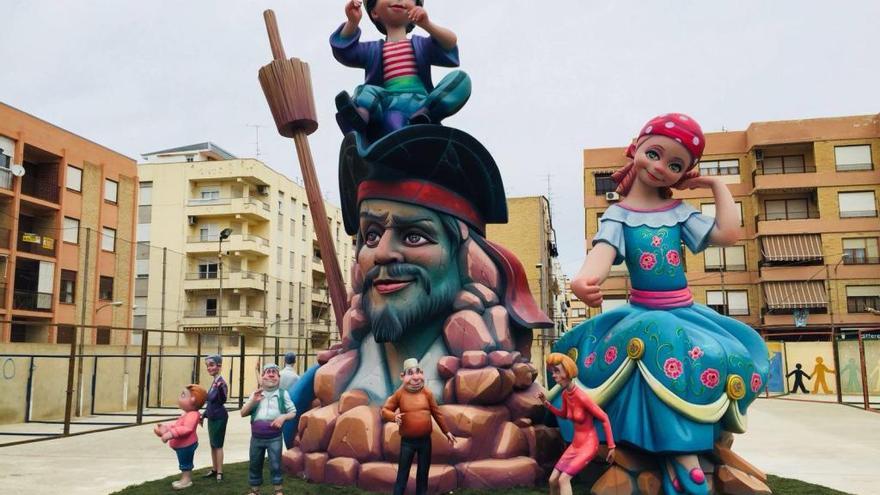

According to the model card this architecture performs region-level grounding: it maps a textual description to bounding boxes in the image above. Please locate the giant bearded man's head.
[356,199,463,342]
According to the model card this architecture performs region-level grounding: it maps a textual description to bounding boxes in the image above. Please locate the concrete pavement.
[0,398,878,494]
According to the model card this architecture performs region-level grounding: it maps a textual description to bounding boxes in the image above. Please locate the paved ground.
[0,398,878,494]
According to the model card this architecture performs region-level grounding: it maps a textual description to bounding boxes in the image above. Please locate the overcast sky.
[3,0,878,276]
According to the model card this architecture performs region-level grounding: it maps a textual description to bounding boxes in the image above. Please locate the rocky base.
[585,432,771,495]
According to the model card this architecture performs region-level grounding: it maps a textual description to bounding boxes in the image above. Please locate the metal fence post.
[195,333,202,384]
[136,329,149,424]
[238,334,246,408]
[62,324,78,436]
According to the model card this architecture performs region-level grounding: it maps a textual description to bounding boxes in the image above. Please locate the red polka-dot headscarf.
[612,113,706,199]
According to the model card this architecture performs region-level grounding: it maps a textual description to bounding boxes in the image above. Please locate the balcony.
[182,309,266,328]
[186,233,270,257]
[13,290,52,312]
[0,227,11,250]
[17,232,56,257]
[183,270,265,291]
[755,211,821,236]
[20,180,60,204]
[186,196,271,222]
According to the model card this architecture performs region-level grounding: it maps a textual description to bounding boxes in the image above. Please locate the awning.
[763,281,827,309]
[760,234,823,262]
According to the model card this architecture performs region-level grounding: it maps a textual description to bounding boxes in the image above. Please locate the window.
[289,282,295,302]
[66,166,82,191]
[699,159,740,176]
[290,199,297,216]
[104,179,118,203]
[198,263,218,279]
[59,270,76,304]
[290,218,296,236]
[846,286,880,313]
[600,297,627,313]
[594,173,616,195]
[101,227,116,252]
[63,217,80,244]
[838,191,877,218]
[139,182,152,206]
[764,199,809,221]
[57,326,75,344]
[700,202,744,226]
[301,214,307,240]
[762,155,805,174]
[205,298,218,317]
[704,246,746,271]
[276,280,282,300]
[99,276,114,301]
[277,246,283,264]
[96,327,111,345]
[835,145,872,171]
[301,255,306,274]
[842,238,879,265]
[289,251,295,268]
[200,188,219,200]
[707,290,749,316]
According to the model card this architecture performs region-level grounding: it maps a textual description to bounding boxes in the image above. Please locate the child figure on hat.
[241,363,297,495]
[382,358,456,495]
[561,113,769,494]
[154,384,208,490]
[331,0,471,138]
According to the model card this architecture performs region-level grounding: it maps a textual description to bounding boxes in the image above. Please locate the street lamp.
[96,301,124,313]
[217,228,233,353]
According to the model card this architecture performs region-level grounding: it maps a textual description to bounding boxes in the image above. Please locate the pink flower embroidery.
[651,235,662,247]
[604,346,618,365]
[700,368,720,388]
[664,357,683,379]
[751,373,763,393]
[666,250,681,266]
[688,346,704,360]
[584,352,596,368]
[639,252,657,270]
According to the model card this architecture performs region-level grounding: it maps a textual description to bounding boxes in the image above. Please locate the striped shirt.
[382,40,417,81]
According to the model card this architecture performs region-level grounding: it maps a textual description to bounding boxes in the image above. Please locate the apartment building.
[582,114,880,336]
[0,103,138,344]
[486,196,561,375]
[136,143,354,349]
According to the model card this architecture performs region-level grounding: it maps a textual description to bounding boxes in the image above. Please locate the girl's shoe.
[171,480,192,490]
[202,470,217,479]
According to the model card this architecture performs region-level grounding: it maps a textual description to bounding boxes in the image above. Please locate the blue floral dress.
[552,201,769,454]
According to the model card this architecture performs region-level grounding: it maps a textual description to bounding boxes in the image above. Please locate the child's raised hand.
[408,6,429,27]
[252,388,264,402]
[573,276,603,308]
[345,0,363,24]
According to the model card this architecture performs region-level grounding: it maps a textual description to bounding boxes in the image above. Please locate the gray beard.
[363,280,458,343]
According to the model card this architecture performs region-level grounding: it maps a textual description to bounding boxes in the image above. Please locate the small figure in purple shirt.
[331,0,471,138]
[201,354,228,482]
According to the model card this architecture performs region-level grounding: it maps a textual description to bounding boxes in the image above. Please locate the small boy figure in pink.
[154,384,207,490]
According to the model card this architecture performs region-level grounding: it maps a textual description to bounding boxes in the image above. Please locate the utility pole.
[158,247,167,406]
[74,228,91,417]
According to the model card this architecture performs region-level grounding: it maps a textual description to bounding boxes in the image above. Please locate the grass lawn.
[112,462,852,495]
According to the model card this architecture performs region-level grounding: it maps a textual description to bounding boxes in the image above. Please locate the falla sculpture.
[258,3,772,494]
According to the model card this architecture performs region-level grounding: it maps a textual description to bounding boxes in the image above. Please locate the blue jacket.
[330,23,460,92]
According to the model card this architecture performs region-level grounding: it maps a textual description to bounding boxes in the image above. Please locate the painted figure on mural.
[537,353,615,495]
[331,0,471,138]
[201,354,228,482]
[241,364,297,495]
[810,356,835,394]
[870,359,880,393]
[382,358,456,495]
[559,113,770,495]
[787,363,812,394]
[153,384,207,491]
[839,357,862,394]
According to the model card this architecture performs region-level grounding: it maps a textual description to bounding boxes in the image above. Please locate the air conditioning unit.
[754,149,764,161]
[187,216,197,226]
[257,185,270,196]
[605,191,621,202]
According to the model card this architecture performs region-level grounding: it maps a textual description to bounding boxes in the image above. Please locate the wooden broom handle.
[264,10,287,61]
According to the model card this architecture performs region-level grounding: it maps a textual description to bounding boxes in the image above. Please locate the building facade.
[136,144,354,351]
[0,103,138,344]
[486,196,560,376]
[583,114,880,337]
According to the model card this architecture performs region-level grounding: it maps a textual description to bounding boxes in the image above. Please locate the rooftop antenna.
[246,124,265,157]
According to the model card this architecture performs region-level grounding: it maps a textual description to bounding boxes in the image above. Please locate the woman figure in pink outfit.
[538,353,615,495]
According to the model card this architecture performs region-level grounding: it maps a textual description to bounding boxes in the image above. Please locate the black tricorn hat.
[339,125,508,236]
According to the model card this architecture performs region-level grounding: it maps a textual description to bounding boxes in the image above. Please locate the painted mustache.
[363,263,432,295]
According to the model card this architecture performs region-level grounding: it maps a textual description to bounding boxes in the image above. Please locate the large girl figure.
[562,113,769,495]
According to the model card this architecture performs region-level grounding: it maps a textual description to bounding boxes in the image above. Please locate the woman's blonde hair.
[546,352,578,380]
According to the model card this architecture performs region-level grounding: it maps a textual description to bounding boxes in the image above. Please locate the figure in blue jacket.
[330,0,471,138]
